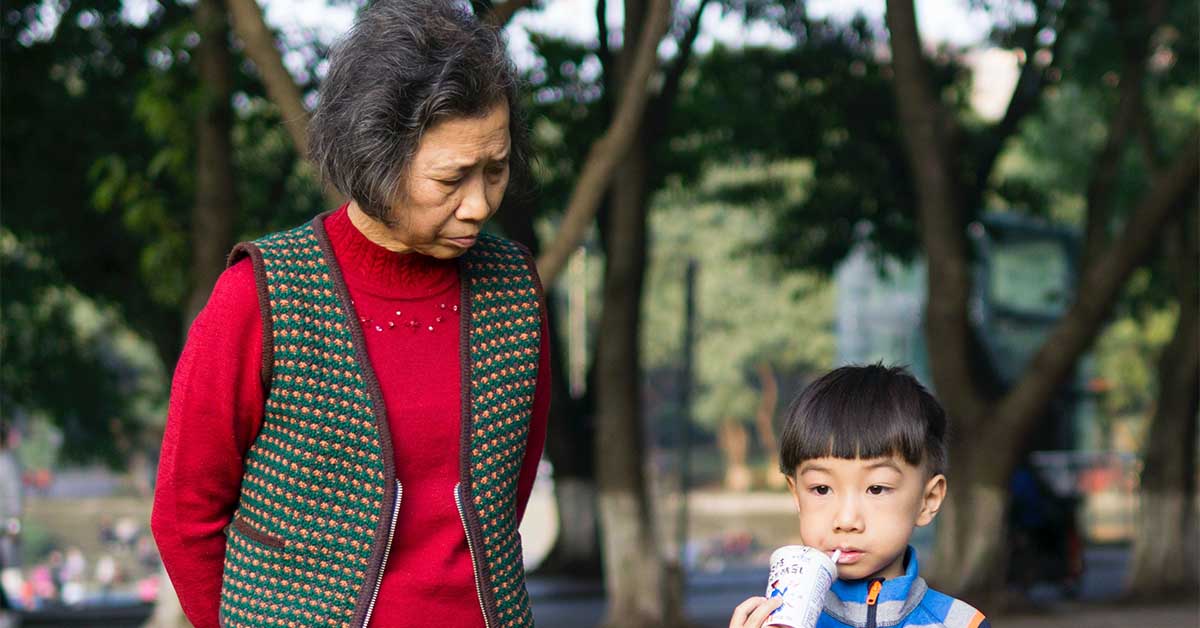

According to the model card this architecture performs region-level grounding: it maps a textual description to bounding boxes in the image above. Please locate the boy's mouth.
[832,549,864,564]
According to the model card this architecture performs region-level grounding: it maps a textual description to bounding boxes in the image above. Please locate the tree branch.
[485,0,535,29]
[535,0,672,286]
[225,0,309,157]
[596,0,615,115]
[1082,0,1168,270]
[225,0,342,208]
[646,0,711,145]
[885,0,983,422]
[996,130,1200,438]
[966,3,1075,211]
[187,0,239,331]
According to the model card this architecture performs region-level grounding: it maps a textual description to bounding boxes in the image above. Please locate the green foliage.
[0,0,324,465]
[1093,305,1177,419]
[991,0,1199,316]
[674,16,968,274]
[642,161,834,429]
[1,230,167,467]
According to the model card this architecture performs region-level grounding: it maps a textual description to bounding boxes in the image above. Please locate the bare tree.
[885,0,1198,597]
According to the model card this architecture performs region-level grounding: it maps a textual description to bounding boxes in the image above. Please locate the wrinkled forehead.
[413,102,511,171]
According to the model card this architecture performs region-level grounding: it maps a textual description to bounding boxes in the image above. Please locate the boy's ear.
[916,473,946,527]
[784,474,802,514]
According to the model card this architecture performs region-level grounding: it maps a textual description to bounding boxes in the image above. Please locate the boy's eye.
[809,485,831,496]
[867,485,891,495]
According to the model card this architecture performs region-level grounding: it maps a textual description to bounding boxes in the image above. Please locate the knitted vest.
[218,215,541,628]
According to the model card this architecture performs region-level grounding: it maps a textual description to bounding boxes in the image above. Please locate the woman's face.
[364,101,511,259]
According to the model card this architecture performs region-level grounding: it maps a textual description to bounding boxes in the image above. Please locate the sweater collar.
[322,205,457,299]
[822,546,927,628]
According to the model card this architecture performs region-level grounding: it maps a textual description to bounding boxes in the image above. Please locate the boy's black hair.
[778,364,948,476]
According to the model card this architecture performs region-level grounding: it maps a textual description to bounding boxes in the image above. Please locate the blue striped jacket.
[817,548,990,628]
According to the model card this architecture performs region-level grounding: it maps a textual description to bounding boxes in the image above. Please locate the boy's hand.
[728,596,784,628]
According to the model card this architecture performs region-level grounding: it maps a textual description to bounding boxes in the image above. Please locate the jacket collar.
[822,546,928,628]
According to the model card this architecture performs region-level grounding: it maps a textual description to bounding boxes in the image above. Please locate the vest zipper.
[361,480,402,628]
[455,483,493,628]
[865,578,883,628]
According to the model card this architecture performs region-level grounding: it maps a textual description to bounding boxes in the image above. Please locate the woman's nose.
[456,175,492,223]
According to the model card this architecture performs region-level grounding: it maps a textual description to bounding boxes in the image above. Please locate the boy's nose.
[833,496,864,533]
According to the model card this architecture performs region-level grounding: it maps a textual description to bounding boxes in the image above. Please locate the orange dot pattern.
[217,222,540,627]
[461,234,541,627]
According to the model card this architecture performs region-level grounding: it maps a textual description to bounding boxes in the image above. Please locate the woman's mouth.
[447,235,477,248]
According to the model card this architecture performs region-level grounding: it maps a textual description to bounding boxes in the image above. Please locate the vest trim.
[309,213,400,627]
[457,255,499,624]
[222,214,539,627]
[227,240,273,390]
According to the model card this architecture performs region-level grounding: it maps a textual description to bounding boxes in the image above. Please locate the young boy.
[729,364,990,628]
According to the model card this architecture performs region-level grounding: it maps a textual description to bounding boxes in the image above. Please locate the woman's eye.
[810,485,831,496]
[867,485,891,496]
[486,164,508,180]
[437,177,462,187]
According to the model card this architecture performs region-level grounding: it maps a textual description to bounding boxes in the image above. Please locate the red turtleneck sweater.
[152,207,550,628]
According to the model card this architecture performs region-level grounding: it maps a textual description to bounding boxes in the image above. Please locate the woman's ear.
[916,474,947,527]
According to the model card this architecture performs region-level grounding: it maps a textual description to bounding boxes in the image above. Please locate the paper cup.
[764,545,838,628]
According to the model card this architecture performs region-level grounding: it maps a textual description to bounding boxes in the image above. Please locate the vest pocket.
[229,512,287,550]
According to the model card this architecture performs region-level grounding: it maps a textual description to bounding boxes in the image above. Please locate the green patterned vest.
[218,215,541,628]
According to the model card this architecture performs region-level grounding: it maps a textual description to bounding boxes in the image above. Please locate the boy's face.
[785,455,946,581]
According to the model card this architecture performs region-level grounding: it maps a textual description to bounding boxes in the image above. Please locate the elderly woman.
[151,2,548,627]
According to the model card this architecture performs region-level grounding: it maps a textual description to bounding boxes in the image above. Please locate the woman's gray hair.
[309,0,530,222]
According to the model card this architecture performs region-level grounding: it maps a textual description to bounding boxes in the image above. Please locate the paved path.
[529,546,1198,627]
[997,602,1197,628]
[533,595,1197,628]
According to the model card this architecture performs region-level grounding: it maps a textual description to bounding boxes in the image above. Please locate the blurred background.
[1,0,1197,626]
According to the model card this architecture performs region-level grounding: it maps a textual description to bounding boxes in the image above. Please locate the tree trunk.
[927,434,1015,596]
[594,111,683,627]
[535,0,671,286]
[885,0,1199,600]
[539,299,603,576]
[493,185,605,577]
[151,2,238,625]
[1127,209,1200,599]
[717,418,752,492]
[755,362,785,488]
[184,0,238,330]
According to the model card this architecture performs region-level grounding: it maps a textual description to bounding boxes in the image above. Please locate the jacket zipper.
[865,578,883,628]
[361,480,402,628]
[455,483,493,628]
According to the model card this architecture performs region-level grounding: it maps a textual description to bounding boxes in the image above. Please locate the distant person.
[729,364,990,628]
[0,425,22,624]
[150,1,550,627]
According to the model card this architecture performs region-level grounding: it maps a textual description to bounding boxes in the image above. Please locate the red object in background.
[22,469,52,491]
[1077,466,1119,493]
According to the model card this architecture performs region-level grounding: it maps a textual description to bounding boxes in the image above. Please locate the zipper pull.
[866,579,883,606]
[865,578,884,628]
